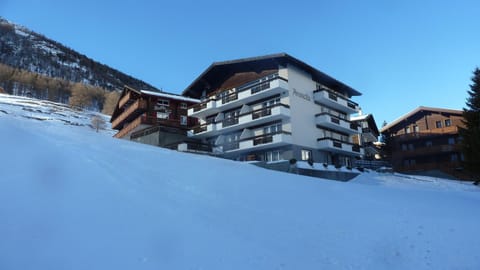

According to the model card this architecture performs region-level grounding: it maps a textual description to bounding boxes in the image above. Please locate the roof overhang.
[182,53,362,98]
[380,106,463,133]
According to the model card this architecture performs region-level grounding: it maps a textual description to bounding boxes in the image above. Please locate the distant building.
[182,53,364,167]
[110,86,199,148]
[380,106,465,179]
[351,113,380,160]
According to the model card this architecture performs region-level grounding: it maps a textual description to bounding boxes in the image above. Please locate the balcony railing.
[252,108,271,120]
[313,87,359,113]
[317,137,363,155]
[193,124,208,134]
[221,131,292,153]
[192,102,207,112]
[111,99,147,130]
[223,141,240,151]
[222,117,239,127]
[253,134,274,146]
[190,103,290,137]
[315,112,360,134]
[188,73,287,116]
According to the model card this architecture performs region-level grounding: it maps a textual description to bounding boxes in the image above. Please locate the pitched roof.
[351,113,380,136]
[140,90,199,103]
[380,106,463,133]
[182,53,361,98]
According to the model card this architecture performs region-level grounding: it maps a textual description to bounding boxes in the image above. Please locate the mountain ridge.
[0,17,159,92]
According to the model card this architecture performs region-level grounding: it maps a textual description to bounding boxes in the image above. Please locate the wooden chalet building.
[380,106,465,179]
[351,113,380,159]
[110,86,199,147]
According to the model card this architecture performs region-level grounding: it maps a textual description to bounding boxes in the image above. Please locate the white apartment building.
[182,53,364,167]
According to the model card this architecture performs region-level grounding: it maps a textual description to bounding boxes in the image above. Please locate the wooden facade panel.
[214,70,277,94]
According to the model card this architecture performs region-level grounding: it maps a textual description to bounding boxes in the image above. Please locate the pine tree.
[460,68,480,181]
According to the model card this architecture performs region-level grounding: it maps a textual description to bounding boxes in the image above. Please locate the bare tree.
[91,115,107,132]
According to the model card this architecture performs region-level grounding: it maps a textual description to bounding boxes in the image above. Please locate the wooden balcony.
[114,115,142,138]
[118,91,132,108]
[393,126,459,141]
[394,144,461,158]
[111,99,147,130]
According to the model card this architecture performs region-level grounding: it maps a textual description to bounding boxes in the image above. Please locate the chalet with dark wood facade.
[380,106,465,179]
[110,86,199,147]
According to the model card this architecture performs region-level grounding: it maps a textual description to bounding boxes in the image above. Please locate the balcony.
[190,104,290,138]
[188,74,288,118]
[317,137,364,156]
[315,113,360,135]
[111,99,148,130]
[395,144,461,159]
[114,114,188,139]
[313,88,359,114]
[220,131,293,155]
[360,127,378,142]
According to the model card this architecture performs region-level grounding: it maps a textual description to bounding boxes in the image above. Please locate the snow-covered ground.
[0,94,479,270]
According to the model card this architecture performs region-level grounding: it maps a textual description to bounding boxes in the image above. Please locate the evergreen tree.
[460,68,480,180]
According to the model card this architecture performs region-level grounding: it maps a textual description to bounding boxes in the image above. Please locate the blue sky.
[1,0,479,124]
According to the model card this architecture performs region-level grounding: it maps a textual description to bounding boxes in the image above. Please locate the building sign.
[293,88,311,102]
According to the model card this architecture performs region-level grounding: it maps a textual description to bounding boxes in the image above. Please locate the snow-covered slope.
[0,94,479,270]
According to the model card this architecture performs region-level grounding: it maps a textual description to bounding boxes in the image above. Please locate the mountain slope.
[0,94,479,270]
[0,17,158,91]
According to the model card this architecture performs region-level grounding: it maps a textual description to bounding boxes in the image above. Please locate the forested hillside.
[0,63,120,114]
[0,17,158,113]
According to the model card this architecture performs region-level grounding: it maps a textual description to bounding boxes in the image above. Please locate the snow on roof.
[380,106,462,133]
[140,90,200,103]
[350,114,370,121]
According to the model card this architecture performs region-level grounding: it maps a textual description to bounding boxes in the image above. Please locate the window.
[157,99,169,107]
[401,144,407,151]
[180,115,187,126]
[425,140,433,147]
[265,151,280,162]
[180,102,187,109]
[408,144,414,150]
[404,126,411,134]
[436,120,442,128]
[445,119,451,127]
[262,97,280,108]
[263,123,282,134]
[414,125,419,133]
[448,137,455,145]
[451,154,458,161]
[301,149,312,161]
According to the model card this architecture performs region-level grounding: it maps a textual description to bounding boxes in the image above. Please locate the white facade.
[185,57,363,166]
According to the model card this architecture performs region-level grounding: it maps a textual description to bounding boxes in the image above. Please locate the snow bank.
[0,95,479,270]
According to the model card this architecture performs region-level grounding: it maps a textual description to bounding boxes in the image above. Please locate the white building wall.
[286,64,321,149]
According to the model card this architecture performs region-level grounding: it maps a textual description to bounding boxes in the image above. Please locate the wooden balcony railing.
[114,115,142,138]
[118,91,132,109]
[394,144,461,158]
[111,99,147,129]
[393,126,459,141]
